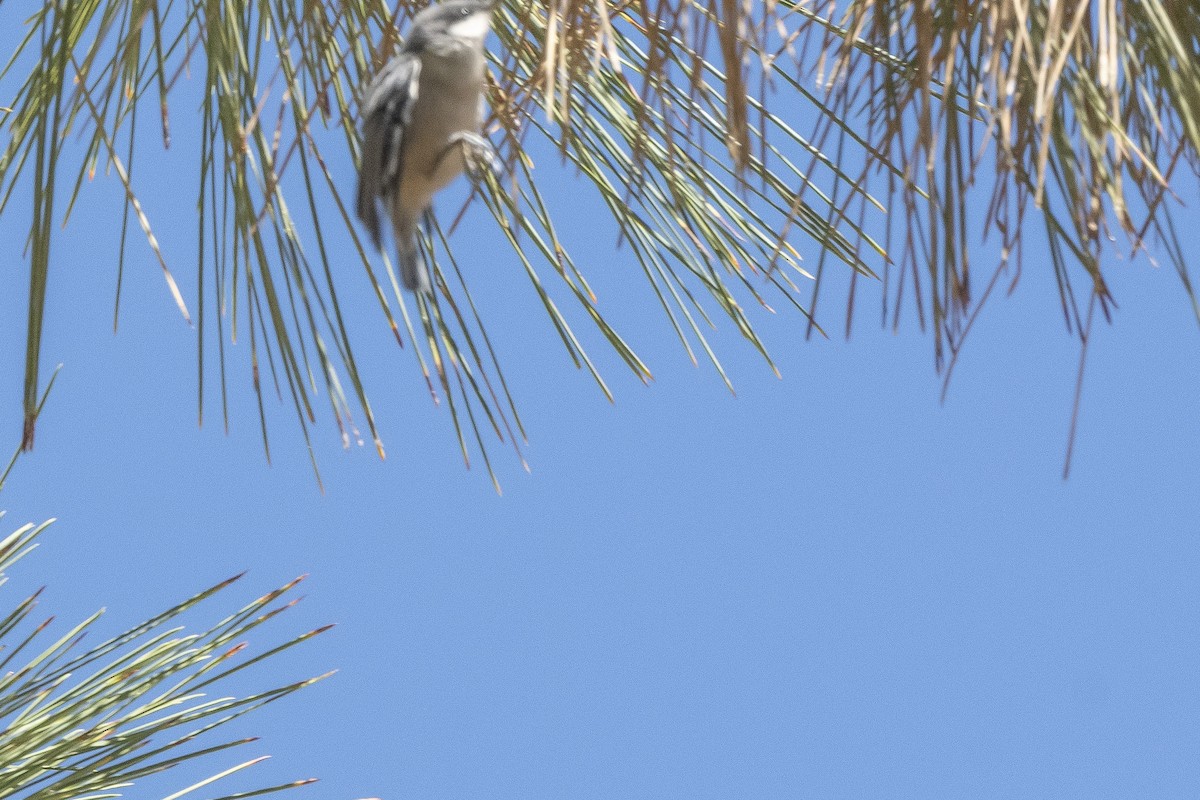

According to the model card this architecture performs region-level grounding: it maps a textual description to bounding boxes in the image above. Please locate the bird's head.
[411,0,496,45]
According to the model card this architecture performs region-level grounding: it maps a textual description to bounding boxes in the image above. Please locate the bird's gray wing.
[357,52,421,250]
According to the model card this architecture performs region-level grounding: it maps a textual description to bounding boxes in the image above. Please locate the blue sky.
[2,15,1200,800]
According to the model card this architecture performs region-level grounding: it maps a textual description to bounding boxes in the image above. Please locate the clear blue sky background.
[2,16,1200,800]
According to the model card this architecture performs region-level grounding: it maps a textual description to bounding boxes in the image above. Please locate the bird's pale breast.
[396,48,486,213]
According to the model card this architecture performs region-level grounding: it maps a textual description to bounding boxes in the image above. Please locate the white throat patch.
[447,11,491,41]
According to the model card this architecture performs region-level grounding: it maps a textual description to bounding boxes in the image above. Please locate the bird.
[356,0,497,295]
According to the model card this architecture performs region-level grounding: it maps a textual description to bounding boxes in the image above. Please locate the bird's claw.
[448,131,500,177]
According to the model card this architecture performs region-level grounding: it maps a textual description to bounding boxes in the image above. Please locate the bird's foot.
[446,131,500,178]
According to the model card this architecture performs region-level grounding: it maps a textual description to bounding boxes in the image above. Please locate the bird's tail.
[395,215,431,294]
